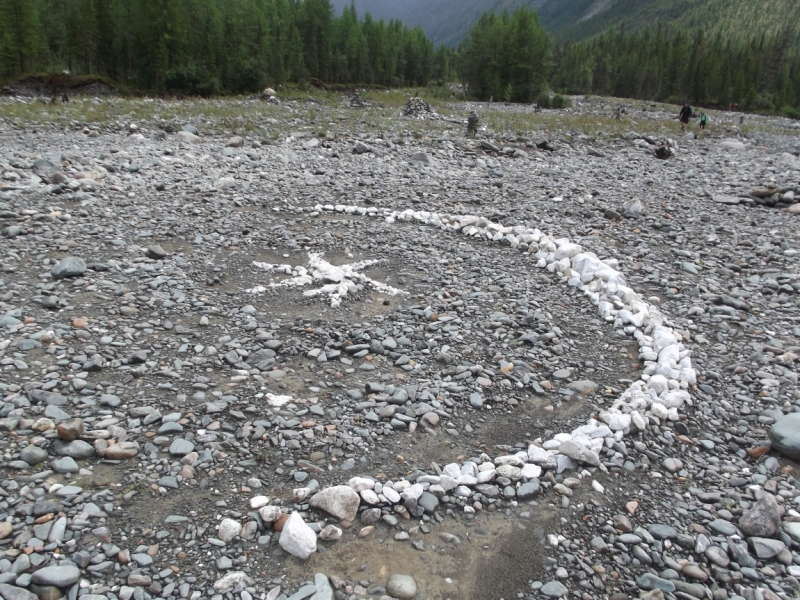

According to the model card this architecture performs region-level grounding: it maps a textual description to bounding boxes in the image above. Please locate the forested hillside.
[555,0,800,43]
[550,26,800,114]
[331,0,800,48]
[0,0,449,94]
[1,0,798,116]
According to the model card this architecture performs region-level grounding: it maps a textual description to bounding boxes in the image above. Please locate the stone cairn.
[348,91,370,108]
[403,96,434,117]
[467,111,480,137]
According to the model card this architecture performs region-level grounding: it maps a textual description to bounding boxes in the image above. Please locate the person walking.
[699,111,708,130]
[678,103,692,131]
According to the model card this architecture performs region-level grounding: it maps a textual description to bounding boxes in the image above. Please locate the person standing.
[678,103,692,130]
[699,112,708,130]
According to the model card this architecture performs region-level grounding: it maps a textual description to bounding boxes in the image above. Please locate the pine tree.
[1,0,41,74]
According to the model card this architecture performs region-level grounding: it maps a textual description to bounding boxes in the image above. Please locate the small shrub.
[782,105,800,120]
[551,94,570,109]
[536,92,552,108]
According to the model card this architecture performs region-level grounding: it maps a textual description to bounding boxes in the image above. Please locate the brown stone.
[128,573,152,586]
[612,514,632,532]
[71,317,88,329]
[56,418,84,441]
[104,441,139,460]
[0,522,12,539]
[747,446,770,460]
[28,585,63,600]
[420,412,440,428]
[682,564,709,581]
[273,513,289,531]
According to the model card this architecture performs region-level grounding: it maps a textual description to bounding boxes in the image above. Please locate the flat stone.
[647,524,677,540]
[712,194,742,205]
[540,581,568,598]
[169,439,194,456]
[0,583,38,600]
[566,380,597,394]
[19,446,48,465]
[51,457,79,474]
[51,257,87,279]
[637,573,675,593]
[30,564,80,587]
[52,440,93,459]
[748,537,785,559]
[312,573,334,600]
[770,413,800,460]
[707,519,737,536]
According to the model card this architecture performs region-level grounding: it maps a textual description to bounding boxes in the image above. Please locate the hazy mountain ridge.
[330,0,800,47]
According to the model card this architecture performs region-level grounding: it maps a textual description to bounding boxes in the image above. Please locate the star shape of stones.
[247,252,405,307]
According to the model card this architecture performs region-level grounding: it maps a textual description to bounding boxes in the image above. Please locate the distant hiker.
[678,103,691,130]
[699,112,708,130]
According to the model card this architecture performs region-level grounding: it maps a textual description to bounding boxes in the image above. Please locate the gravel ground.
[1,93,800,600]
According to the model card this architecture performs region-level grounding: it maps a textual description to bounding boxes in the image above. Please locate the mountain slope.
[556,0,800,43]
[330,0,800,48]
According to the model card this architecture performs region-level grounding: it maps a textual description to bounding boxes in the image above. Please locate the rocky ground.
[1,91,800,600]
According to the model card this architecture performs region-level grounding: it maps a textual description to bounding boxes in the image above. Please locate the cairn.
[403,96,434,118]
[348,91,370,108]
[467,111,479,137]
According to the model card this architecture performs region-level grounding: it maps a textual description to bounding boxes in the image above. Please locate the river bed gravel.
[1,93,800,600]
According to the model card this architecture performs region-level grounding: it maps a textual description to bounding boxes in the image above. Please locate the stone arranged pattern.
[0,94,799,600]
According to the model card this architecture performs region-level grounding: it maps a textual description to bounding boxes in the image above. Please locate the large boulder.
[309,485,360,522]
[739,494,782,538]
[770,413,800,460]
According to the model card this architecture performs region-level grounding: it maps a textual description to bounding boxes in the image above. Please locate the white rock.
[213,571,252,592]
[258,506,283,522]
[348,477,375,492]
[494,455,525,467]
[218,518,242,543]
[279,512,317,559]
[520,464,542,480]
[250,496,270,509]
[603,412,632,432]
[647,374,669,396]
[359,489,381,505]
[400,483,424,502]
[383,487,401,503]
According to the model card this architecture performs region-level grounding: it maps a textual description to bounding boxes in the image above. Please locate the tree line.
[0,0,450,93]
[551,25,800,116]
[455,8,800,115]
[0,0,798,117]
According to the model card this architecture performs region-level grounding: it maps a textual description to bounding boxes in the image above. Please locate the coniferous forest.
[0,0,799,116]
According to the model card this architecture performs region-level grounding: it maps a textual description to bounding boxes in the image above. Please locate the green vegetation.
[459,8,548,103]
[551,25,800,112]
[0,0,455,94]
[0,0,798,117]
